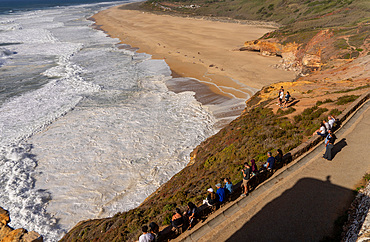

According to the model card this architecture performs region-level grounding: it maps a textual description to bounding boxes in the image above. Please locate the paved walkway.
[177,100,370,242]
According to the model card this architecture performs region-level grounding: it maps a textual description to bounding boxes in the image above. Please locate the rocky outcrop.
[241,38,325,74]
[240,39,302,72]
[0,207,43,242]
[239,29,363,75]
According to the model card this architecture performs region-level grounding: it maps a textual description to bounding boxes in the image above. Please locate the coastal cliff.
[0,207,42,242]
[60,0,369,241]
[60,57,369,241]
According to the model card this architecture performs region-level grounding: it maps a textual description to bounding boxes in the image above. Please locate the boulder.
[0,207,43,242]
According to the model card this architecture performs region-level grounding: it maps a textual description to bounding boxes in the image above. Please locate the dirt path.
[177,100,370,241]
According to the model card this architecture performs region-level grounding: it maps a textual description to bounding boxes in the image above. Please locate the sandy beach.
[92,4,296,100]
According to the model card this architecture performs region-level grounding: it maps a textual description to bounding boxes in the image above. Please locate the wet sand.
[92,5,296,101]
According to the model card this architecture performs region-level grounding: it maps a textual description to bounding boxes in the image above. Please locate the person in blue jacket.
[215,183,226,203]
[223,178,233,195]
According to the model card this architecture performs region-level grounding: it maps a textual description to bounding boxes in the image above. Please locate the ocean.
[0,1,246,241]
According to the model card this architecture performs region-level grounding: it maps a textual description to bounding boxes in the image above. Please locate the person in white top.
[277,86,284,106]
[328,115,335,129]
[313,122,327,137]
[139,225,155,242]
[323,120,330,131]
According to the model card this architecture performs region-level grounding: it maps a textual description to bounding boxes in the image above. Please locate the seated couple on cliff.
[171,202,198,233]
[203,183,227,207]
[314,116,337,137]
[171,202,198,232]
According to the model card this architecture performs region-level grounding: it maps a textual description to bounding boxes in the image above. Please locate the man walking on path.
[323,129,336,160]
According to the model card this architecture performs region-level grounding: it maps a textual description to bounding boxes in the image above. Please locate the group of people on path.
[139,148,285,241]
[278,86,291,109]
[139,201,199,242]
[139,93,342,241]
[314,115,337,137]
[203,178,232,206]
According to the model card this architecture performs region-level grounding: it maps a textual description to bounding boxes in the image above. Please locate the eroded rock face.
[241,39,303,72]
[0,207,43,242]
[240,30,339,75]
[0,208,10,226]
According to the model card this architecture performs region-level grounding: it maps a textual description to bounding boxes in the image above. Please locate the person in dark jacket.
[264,152,275,170]
[241,162,251,197]
[323,129,336,160]
[250,159,258,175]
[275,149,283,165]
[183,202,197,230]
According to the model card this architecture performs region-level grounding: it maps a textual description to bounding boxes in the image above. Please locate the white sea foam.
[0,2,218,241]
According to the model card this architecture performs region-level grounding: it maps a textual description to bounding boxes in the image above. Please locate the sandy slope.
[92,6,296,99]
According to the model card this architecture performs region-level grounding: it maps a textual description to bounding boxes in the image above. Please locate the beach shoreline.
[92,3,296,102]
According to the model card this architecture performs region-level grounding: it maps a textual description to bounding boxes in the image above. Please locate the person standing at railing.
[241,162,251,197]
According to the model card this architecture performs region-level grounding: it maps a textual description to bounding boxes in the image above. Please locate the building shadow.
[226,176,357,242]
[332,138,347,159]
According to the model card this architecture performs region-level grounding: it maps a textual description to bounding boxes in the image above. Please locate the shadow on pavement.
[332,138,347,159]
[226,176,356,242]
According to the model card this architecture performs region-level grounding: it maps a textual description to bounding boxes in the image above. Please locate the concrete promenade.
[176,98,370,242]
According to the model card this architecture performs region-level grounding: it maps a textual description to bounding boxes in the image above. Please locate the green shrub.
[334,38,349,49]
[330,109,342,116]
[342,53,351,59]
[162,203,176,212]
[277,107,296,115]
[336,95,360,105]
[162,213,172,225]
[349,32,368,48]
[351,51,359,58]
[323,98,333,103]
[294,114,302,122]
[364,173,370,181]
